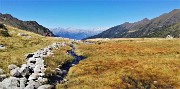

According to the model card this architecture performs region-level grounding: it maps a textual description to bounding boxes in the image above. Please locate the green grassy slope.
[146,23,180,38]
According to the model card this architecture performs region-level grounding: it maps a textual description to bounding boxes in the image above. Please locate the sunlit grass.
[44,45,73,75]
[58,38,180,89]
[0,25,69,74]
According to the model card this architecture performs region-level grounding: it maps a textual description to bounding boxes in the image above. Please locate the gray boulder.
[26,80,40,89]
[0,77,20,89]
[8,64,17,70]
[38,84,54,89]
[0,44,5,49]
[27,58,36,68]
[28,73,39,80]
[10,67,21,77]
[37,77,48,84]
[18,64,29,77]
[19,78,27,89]
[0,74,6,82]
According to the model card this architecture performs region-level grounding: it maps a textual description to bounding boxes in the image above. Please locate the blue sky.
[0,0,180,29]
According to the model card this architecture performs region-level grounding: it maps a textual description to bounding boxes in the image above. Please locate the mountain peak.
[0,13,54,36]
[142,18,149,22]
[172,9,180,12]
[87,9,180,39]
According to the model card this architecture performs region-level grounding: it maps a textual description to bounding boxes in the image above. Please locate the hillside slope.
[87,9,180,39]
[0,13,54,36]
[0,25,67,73]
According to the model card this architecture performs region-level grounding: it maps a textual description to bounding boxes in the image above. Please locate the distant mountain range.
[87,9,180,39]
[50,27,107,40]
[0,13,54,36]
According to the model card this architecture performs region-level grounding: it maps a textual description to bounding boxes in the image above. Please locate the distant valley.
[50,27,107,40]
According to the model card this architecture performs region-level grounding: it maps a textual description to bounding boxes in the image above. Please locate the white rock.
[8,64,17,70]
[19,78,27,89]
[0,77,20,89]
[28,73,39,80]
[0,74,6,82]
[38,84,54,89]
[10,67,21,77]
[37,77,48,84]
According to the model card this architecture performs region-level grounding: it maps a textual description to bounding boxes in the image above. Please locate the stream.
[48,43,85,85]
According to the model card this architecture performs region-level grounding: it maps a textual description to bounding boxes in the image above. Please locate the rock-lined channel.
[0,42,85,89]
[0,42,61,89]
[47,43,85,85]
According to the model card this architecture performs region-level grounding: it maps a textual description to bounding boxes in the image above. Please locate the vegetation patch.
[44,45,73,75]
[0,24,10,37]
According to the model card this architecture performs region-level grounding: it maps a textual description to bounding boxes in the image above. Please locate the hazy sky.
[0,0,180,29]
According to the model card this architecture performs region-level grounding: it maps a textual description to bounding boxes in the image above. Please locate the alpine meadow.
[0,0,180,89]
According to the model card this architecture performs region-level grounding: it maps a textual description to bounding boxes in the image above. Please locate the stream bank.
[47,43,85,86]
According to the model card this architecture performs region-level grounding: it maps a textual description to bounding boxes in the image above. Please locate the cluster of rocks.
[0,42,65,89]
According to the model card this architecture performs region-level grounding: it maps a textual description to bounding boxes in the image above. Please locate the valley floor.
[57,38,180,89]
[1,26,180,89]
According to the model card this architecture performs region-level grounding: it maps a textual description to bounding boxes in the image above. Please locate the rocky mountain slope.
[50,27,107,40]
[0,13,54,36]
[87,9,180,39]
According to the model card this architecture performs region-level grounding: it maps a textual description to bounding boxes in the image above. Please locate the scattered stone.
[153,80,157,84]
[166,35,173,39]
[0,44,5,49]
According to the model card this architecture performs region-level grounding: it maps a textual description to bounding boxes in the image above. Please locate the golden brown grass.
[0,25,69,74]
[44,45,73,75]
[58,38,180,89]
